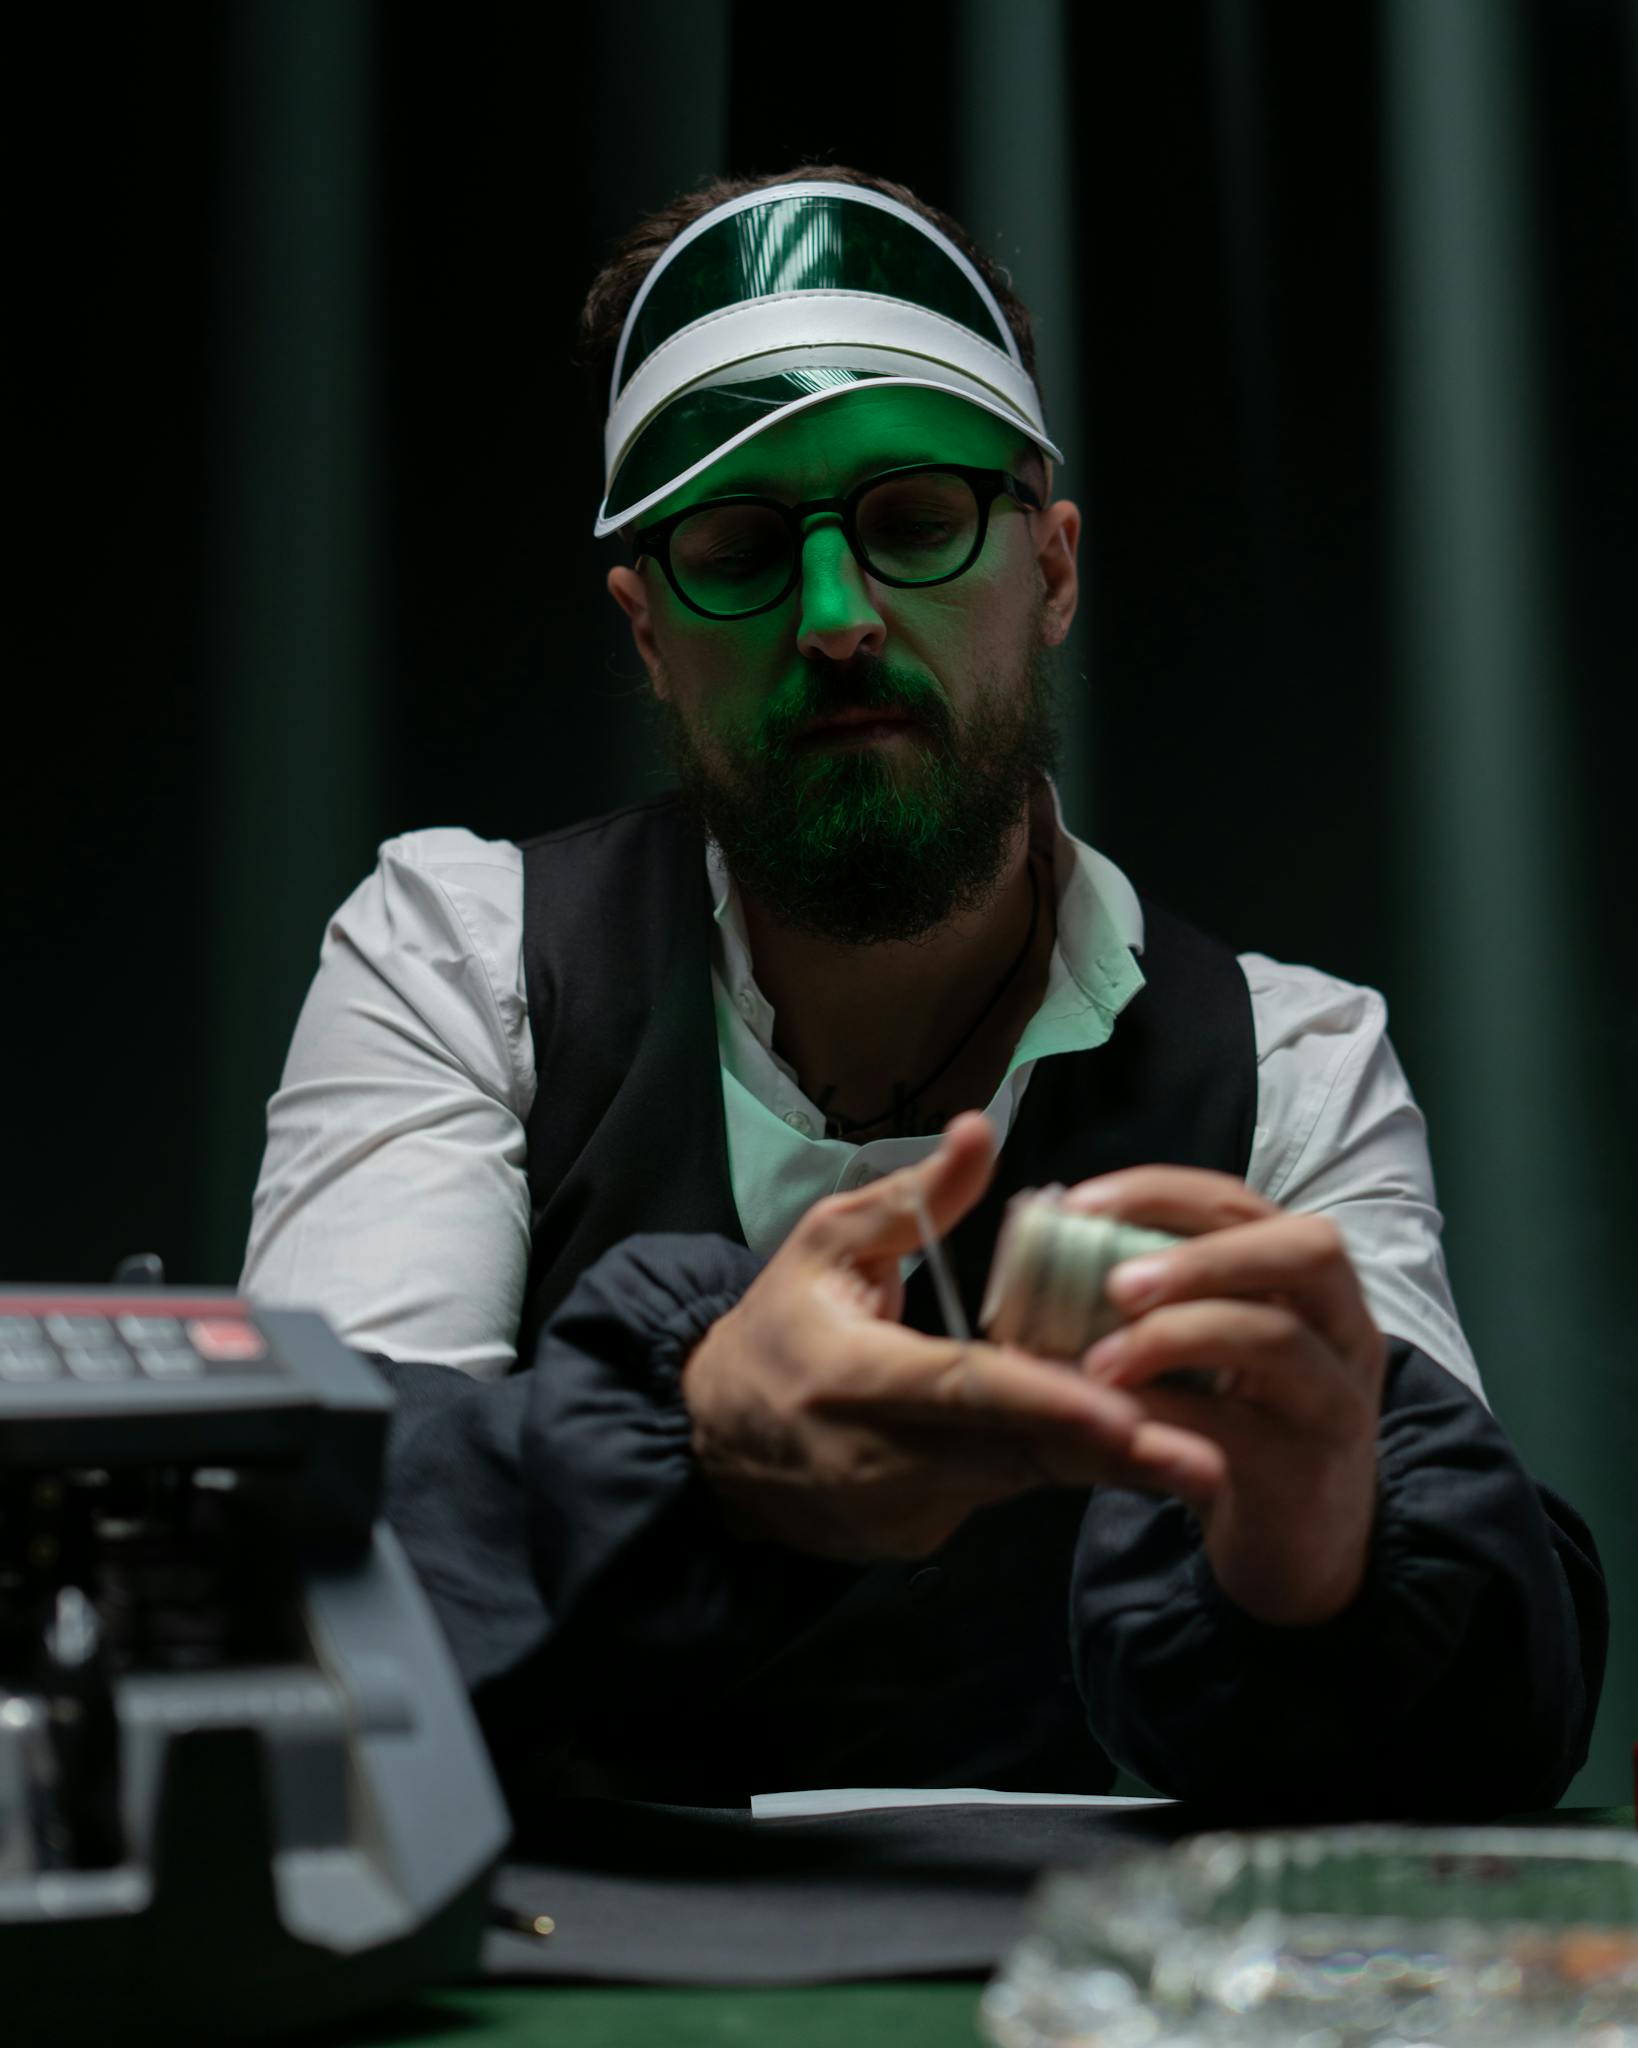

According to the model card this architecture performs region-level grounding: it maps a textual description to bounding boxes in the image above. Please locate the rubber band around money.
[911,1183,971,1344]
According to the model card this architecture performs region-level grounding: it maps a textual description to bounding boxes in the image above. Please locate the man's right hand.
[680,1112,1149,1562]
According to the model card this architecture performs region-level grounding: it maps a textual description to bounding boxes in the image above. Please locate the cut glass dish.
[980,1826,1638,2048]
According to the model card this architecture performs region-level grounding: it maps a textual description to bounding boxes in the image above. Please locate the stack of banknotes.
[978,1185,1181,1358]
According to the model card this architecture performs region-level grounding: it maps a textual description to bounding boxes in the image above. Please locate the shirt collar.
[704,777,1145,1048]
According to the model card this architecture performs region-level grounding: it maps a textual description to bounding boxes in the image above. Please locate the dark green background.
[7,1,1635,1804]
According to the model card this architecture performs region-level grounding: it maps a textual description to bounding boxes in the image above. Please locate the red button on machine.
[185,1317,269,1362]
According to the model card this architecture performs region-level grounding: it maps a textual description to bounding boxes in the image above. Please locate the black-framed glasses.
[630,462,1043,622]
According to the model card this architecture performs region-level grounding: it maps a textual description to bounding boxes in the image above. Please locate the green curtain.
[1383,0,1633,1806]
[952,0,1092,835]
[200,0,384,1268]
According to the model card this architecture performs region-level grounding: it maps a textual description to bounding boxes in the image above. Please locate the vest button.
[783,1110,813,1135]
[908,1567,945,1603]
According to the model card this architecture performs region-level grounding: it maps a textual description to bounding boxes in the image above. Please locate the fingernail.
[1106,1256,1168,1304]
[1083,1331,1126,1375]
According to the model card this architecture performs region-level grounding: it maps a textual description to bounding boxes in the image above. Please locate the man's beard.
[653,603,1067,947]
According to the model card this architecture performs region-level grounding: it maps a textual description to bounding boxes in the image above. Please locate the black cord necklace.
[819,856,1043,1142]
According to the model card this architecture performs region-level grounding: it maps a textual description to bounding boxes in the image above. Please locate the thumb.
[806,1111,999,1267]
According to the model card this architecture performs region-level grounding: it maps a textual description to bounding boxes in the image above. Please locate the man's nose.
[794,515,887,664]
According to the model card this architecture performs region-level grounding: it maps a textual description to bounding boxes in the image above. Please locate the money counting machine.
[0,1279,510,2041]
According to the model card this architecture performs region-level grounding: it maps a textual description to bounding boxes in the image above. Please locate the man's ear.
[607,563,668,698]
[1035,498,1080,647]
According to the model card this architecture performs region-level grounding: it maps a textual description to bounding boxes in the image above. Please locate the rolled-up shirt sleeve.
[239,830,535,1381]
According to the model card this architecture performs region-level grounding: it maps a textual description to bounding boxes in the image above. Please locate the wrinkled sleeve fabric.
[240,830,535,1382]
[1071,1342,1607,1819]
[1243,955,1483,1401]
[365,1231,861,1766]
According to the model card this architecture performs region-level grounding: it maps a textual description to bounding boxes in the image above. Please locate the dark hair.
[576,163,1048,511]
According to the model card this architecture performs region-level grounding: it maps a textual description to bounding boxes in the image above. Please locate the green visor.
[595,182,1063,539]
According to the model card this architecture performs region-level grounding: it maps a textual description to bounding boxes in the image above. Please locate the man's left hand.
[1061,1168,1389,1627]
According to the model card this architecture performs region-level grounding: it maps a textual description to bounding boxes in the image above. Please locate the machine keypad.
[0,1310,278,1386]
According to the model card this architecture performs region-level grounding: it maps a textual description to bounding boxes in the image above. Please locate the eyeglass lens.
[668,472,982,617]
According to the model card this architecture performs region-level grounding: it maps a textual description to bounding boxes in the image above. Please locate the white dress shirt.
[241,780,1483,1400]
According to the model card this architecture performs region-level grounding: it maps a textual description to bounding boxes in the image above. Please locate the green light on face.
[634,386,1063,945]
[641,386,1046,628]
[674,471,976,612]
[657,578,1064,947]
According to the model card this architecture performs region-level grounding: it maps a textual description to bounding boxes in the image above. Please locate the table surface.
[320,1806,1634,2048]
[338,1981,987,2048]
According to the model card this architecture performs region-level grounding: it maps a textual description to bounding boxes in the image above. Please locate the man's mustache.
[776,661,948,745]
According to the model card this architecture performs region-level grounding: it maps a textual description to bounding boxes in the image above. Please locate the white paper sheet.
[750,1786,1176,1819]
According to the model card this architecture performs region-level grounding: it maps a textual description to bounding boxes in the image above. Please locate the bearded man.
[241,168,1605,1818]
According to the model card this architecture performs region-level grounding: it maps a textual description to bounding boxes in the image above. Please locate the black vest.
[513,793,1256,1796]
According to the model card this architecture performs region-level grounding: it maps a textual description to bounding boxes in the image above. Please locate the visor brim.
[594,368,1064,540]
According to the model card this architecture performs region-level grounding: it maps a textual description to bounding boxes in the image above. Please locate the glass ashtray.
[979,1826,1638,2048]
